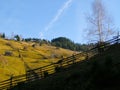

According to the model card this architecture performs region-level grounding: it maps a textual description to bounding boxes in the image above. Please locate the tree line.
[51,37,94,51]
[0,33,94,52]
[22,37,95,52]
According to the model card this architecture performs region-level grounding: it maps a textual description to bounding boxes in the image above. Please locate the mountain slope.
[0,38,74,81]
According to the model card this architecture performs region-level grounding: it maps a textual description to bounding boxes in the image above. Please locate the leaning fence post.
[10,74,13,89]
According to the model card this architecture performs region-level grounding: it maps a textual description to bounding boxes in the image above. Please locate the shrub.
[4,51,13,56]
[23,46,28,50]
[32,44,36,48]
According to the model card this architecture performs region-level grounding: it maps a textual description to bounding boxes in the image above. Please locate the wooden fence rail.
[0,36,120,90]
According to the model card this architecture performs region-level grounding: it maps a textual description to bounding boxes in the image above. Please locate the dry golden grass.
[0,38,74,81]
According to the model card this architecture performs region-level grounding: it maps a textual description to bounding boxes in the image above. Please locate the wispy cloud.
[44,0,73,31]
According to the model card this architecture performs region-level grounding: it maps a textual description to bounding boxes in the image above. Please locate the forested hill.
[15,36,95,52]
[51,37,94,51]
[0,33,94,52]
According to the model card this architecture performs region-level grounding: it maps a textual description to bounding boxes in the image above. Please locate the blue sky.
[0,0,120,43]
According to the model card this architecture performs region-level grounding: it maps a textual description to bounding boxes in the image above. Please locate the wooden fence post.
[40,68,43,78]
[85,53,89,60]
[10,75,13,89]
[26,71,30,82]
[116,35,119,44]
[72,55,76,64]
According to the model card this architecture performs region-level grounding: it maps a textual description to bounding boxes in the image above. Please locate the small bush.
[18,53,23,58]
[4,51,13,56]
[32,44,37,48]
[23,46,28,50]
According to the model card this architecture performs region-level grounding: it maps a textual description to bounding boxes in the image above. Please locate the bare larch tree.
[86,0,114,43]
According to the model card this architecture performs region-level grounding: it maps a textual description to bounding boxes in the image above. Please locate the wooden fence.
[0,36,120,90]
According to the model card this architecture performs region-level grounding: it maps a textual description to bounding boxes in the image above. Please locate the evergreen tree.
[2,33,5,38]
[14,35,21,41]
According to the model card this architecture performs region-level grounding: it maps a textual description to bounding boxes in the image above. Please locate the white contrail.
[44,0,73,31]
[39,32,44,39]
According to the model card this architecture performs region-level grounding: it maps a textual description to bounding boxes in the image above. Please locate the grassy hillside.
[0,38,74,81]
[12,44,120,90]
